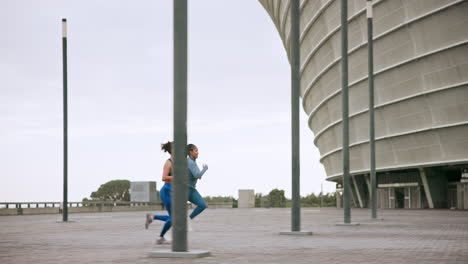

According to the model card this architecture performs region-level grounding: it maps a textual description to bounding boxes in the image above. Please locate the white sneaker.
[156,237,171,245]
[145,213,153,229]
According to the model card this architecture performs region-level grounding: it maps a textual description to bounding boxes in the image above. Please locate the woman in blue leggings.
[145,141,173,245]
[145,142,209,243]
[186,144,209,220]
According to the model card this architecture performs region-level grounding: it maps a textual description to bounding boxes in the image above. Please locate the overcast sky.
[0,0,335,202]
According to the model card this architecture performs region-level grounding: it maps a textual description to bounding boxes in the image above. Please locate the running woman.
[145,141,173,245]
[187,144,208,221]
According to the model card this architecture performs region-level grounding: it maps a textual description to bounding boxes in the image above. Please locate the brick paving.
[1,208,467,264]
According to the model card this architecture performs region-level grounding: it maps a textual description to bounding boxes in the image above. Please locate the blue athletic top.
[187,156,208,188]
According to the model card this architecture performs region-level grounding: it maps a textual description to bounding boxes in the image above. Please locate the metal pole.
[341,0,351,224]
[367,0,377,219]
[62,18,68,222]
[172,0,188,252]
[291,0,301,232]
[320,183,323,208]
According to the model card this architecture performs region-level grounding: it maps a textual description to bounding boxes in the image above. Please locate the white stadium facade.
[259,0,468,209]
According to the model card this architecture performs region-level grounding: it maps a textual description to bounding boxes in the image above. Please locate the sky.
[0,0,336,202]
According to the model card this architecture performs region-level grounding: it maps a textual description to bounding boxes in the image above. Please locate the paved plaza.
[1,208,467,264]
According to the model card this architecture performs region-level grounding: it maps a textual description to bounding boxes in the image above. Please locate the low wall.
[0,202,164,216]
[22,208,59,215]
[207,202,233,209]
[0,208,19,216]
[0,201,234,216]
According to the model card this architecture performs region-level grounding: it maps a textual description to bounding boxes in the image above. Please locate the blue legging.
[188,187,207,219]
[154,184,172,237]
[153,186,206,237]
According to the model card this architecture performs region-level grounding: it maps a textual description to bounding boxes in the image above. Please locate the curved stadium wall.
[259,0,468,209]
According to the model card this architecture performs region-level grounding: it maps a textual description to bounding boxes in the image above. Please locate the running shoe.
[156,237,171,245]
[145,213,153,229]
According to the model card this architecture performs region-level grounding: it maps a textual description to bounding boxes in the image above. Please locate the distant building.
[260,0,468,209]
[238,189,255,208]
[130,181,158,203]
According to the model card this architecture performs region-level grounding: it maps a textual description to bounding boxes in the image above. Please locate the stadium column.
[367,0,378,219]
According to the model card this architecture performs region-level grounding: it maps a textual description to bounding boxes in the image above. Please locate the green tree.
[202,195,238,208]
[255,193,263,207]
[299,192,336,207]
[203,196,235,203]
[322,192,336,207]
[267,189,286,207]
[90,180,130,201]
[301,193,320,207]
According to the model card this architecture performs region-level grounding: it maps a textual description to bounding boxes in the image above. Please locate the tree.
[202,195,238,208]
[301,193,320,207]
[300,192,336,207]
[90,180,130,201]
[322,192,336,207]
[252,189,336,208]
[255,193,270,208]
[255,193,263,207]
[203,196,235,203]
[267,189,286,207]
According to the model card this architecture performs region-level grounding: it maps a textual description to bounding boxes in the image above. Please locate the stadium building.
[259,0,468,209]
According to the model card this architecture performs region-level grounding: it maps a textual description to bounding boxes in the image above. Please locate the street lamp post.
[61,18,68,222]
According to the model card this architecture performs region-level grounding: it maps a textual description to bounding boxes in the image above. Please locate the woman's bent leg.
[188,188,206,219]
[159,218,172,237]
[158,186,172,237]
[154,215,169,221]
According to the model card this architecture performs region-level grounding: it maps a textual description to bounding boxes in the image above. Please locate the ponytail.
[161,141,173,154]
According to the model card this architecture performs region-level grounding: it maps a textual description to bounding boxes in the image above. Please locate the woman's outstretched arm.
[188,158,208,179]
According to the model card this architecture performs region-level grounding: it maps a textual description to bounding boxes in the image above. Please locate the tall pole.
[320,183,323,208]
[341,0,351,224]
[291,0,301,232]
[62,18,68,222]
[172,0,188,252]
[367,0,377,219]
